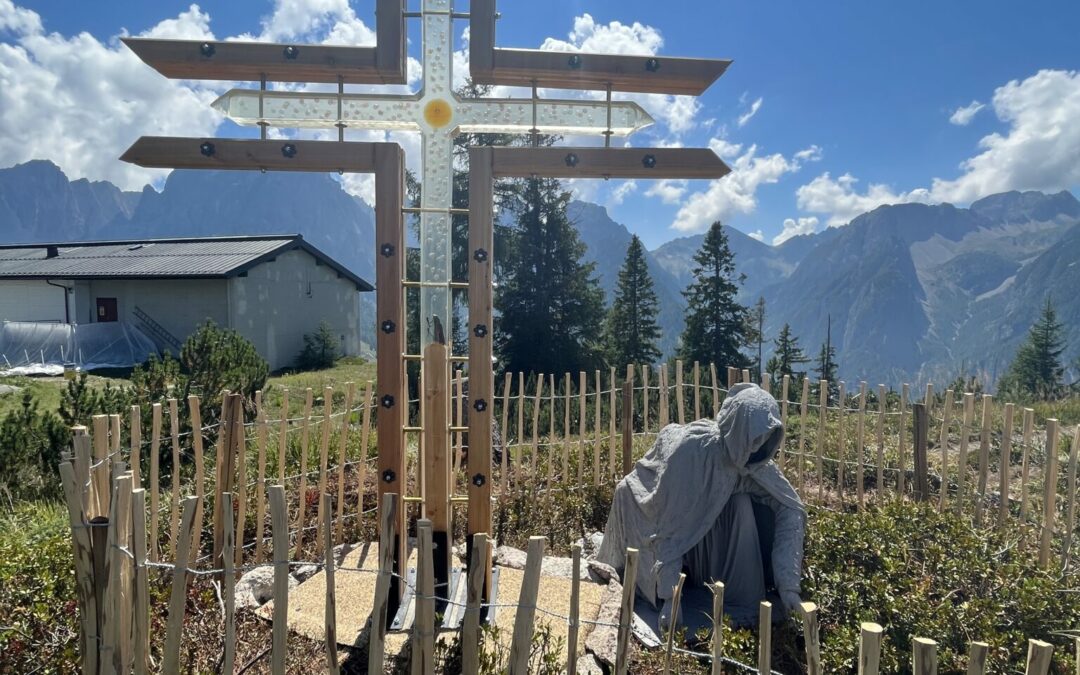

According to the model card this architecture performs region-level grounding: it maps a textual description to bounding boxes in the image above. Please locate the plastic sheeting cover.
[0,321,159,373]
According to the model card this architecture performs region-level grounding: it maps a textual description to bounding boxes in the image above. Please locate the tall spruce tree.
[495,177,606,375]
[1000,297,1066,399]
[766,323,810,384]
[604,235,662,367]
[677,221,749,368]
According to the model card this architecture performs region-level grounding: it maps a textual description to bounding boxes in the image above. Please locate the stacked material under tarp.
[0,321,158,374]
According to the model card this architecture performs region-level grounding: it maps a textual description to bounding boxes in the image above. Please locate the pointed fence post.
[462,532,487,674]
[567,544,582,675]
[615,548,639,675]
[662,573,686,675]
[163,497,198,675]
[60,461,99,675]
[270,486,289,675]
[913,403,929,501]
[508,537,546,675]
[710,582,724,675]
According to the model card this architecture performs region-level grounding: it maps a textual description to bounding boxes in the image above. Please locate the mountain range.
[2,159,1078,388]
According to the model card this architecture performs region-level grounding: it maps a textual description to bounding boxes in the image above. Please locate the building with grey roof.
[0,234,372,371]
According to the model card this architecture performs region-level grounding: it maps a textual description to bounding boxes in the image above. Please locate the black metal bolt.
[283,45,299,60]
[380,320,396,334]
[568,54,582,69]
[645,57,661,72]
[381,394,395,409]
[382,469,396,483]
[200,42,216,58]
[473,248,488,263]
[473,399,487,413]
[565,153,579,168]
[473,324,488,338]
[380,243,395,258]
[642,154,657,169]
[281,143,297,158]
[472,473,486,488]
[199,142,216,157]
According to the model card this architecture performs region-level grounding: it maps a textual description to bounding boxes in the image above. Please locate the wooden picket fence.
[57,360,1080,672]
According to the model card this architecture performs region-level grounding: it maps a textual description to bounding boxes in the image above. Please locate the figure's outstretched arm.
[744,477,807,611]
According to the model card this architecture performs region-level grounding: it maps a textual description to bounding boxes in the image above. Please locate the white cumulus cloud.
[773,216,819,246]
[747,229,764,242]
[948,100,984,126]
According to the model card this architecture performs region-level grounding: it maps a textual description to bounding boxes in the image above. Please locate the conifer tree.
[765,323,810,385]
[495,177,606,375]
[604,235,662,367]
[1000,297,1066,399]
[677,221,749,368]
[814,341,838,384]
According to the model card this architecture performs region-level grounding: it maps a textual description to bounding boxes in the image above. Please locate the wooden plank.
[467,146,495,548]
[614,548,639,675]
[162,496,197,675]
[316,386,334,556]
[779,375,790,469]
[481,47,731,96]
[222,493,237,675]
[1039,419,1060,568]
[254,391,269,562]
[642,365,651,433]
[552,374,560,481]
[899,384,909,497]
[913,403,930,502]
[462,532,487,675]
[115,473,134,675]
[422,344,451,586]
[710,363,721,416]
[92,414,110,520]
[966,641,988,675]
[999,404,1015,529]
[622,382,634,476]
[72,427,90,516]
[508,537,546,675]
[269,486,289,675]
[490,147,730,180]
[130,405,142,488]
[578,371,587,483]
[817,381,827,503]
[742,369,752,384]
[975,394,993,525]
[1064,423,1080,563]
[120,38,405,84]
[516,372,525,483]
[234,396,248,571]
[956,393,975,514]
[727,366,738,390]
[594,370,602,484]
[454,371,464,486]
[676,359,685,425]
[801,602,821,675]
[368,494,397,675]
[1025,639,1053,675]
[798,377,809,491]
[1020,408,1035,527]
[938,390,954,512]
[710,582,724,675]
[858,622,883,675]
[167,401,180,555]
[758,601,773,674]
[500,372,512,490]
[662,573,687,675]
[877,385,886,506]
[188,395,205,562]
[212,392,231,573]
[60,462,99,675]
[609,368,617,479]
[532,375,543,477]
[913,637,938,675]
[567,544,582,675]
[149,404,161,563]
[693,361,702,420]
[357,381,373,511]
[857,382,868,509]
[335,383,355,545]
[837,381,847,504]
[564,373,572,477]
[412,520,436,675]
[659,364,670,428]
[277,388,289,483]
[121,137,389,175]
[295,388,314,557]
[131,488,150,675]
[762,372,771,395]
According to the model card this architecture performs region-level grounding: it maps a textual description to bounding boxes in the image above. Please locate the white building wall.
[0,280,69,323]
[228,248,360,370]
[82,278,229,353]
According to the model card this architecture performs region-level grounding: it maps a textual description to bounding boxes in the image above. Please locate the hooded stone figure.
[596,383,805,628]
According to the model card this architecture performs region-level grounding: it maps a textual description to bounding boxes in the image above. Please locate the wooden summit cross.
[120,0,731,628]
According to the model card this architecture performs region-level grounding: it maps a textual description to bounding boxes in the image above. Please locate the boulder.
[236,566,298,610]
[292,564,320,583]
[586,559,619,585]
[494,545,527,569]
[584,580,623,669]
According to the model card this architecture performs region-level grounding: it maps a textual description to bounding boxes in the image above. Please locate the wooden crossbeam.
[122,0,406,84]
[489,147,730,180]
[469,0,730,95]
[121,137,386,173]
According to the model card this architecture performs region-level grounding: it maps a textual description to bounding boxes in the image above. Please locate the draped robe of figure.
[596,383,806,626]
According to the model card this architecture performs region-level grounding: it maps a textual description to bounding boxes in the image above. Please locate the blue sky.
[3,0,1080,248]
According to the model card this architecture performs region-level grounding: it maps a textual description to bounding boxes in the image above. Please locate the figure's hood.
[716,383,785,469]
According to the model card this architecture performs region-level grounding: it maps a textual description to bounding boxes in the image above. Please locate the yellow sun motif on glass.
[423,98,453,129]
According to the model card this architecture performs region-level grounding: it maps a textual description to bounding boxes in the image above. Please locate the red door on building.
[96,298,118,322]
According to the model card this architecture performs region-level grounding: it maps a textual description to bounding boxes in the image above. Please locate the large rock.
[495,545,590,579]
[236,566,298,610]
[584,580,623,669]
